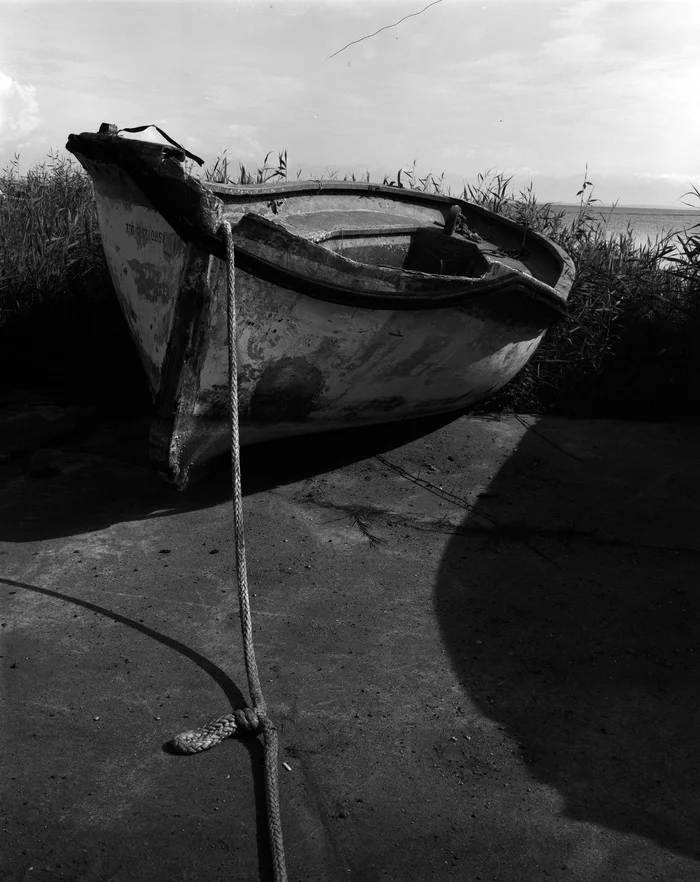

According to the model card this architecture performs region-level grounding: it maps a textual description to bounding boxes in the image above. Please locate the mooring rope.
[169,221,287,882]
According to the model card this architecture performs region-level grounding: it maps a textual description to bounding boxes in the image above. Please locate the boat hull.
[88,163,191,392]
[68,129,574,486]
[166,256,550,484]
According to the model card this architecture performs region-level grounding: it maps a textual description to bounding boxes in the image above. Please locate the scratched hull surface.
[67,127,574,486]
[91,169,191,393]
[179,260,547,479]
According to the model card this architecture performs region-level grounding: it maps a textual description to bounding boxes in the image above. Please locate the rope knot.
[232,706,264,736]
[168,705,267,755]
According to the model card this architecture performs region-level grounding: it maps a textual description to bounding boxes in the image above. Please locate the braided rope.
[169,222,287,882]
[170,707,262,754]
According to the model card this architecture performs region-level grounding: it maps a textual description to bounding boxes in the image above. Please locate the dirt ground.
[2,406,700,881]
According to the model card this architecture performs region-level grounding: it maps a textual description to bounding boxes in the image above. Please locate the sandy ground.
[1,407,700,881]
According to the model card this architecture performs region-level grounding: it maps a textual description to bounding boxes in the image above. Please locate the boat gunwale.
[229,212,567,313]
[65,129,574,315]
[206,179,574,296]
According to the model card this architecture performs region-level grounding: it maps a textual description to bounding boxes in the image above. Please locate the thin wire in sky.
[327,0,444,60]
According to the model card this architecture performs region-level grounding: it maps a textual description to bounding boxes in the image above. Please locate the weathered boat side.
[166,265,552,484]
[77,154,193,395]
[67,127,575,486]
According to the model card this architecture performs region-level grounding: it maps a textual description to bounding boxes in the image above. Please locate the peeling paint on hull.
[89,164,190,394]
[67,128,574,487]
[171,258,547,483]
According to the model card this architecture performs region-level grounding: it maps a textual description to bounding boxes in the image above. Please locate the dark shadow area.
[0,576,247,710]
[0,274,151,413]
[0,266,464,547]
[481,263,700,424]
[0,399,460,542]
[1,575,275,881]
[435,418,700,860]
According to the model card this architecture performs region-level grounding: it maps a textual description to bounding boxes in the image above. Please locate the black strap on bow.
[118,124,205,166]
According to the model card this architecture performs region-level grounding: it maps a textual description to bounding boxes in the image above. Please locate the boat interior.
[275,207,495,278]
[319,226,491,278]
[269,205,543,281]
[212,188,563,288]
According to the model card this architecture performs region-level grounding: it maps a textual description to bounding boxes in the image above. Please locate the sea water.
[555,205,700,248]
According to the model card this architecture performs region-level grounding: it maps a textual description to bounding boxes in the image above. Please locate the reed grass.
[0,152,106,317]
[459,170,700,418]
[2,149,699,420]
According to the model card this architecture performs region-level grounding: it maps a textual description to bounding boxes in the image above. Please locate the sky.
[0,0,698,207]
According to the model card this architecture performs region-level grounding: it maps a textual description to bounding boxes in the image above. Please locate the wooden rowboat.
[67,124,574,487]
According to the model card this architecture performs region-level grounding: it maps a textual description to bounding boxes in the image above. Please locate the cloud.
[224,124,264,158]
[634,172,700,185]
[0,71,40,144]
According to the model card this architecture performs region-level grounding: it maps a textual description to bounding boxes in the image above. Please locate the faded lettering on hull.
[92,172,189,393]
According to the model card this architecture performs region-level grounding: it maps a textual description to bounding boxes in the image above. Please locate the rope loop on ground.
[168,221,287,882]
[169,707,265,754]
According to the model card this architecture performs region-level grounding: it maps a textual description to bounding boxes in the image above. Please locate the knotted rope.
[169,221,287,882]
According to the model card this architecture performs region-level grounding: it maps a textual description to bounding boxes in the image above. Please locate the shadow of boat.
[0,408,460,543]
[434,416,700,860]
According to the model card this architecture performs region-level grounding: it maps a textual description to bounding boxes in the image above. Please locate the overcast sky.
[1,0,698,206]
